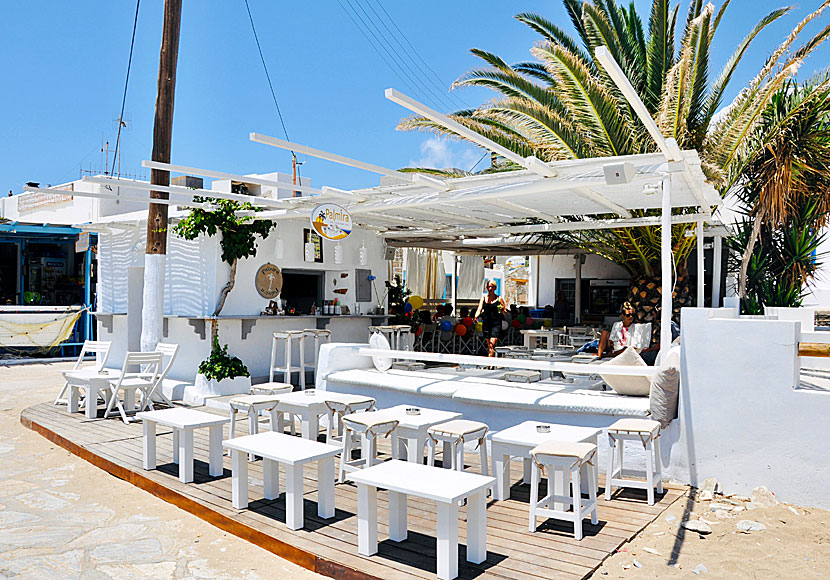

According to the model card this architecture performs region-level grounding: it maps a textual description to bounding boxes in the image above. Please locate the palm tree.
[725,75,830,309]
[400,0,830,330]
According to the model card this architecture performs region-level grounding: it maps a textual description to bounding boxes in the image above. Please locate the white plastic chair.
[104,351,163,423]
[55,340,112,405]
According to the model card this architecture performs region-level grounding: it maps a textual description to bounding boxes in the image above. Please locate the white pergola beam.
[380,211,715,239]
[251,132,450,193]
[575,186,632,218]
[82,176,291,209]
[385,88,558,179]
[142,160,324,197]
[22,186,210,210]
[595,46,682,163]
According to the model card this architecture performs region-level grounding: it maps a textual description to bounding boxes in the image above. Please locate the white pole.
[696,220,705,306]
[451,253,458,315]
[574,255,582,324]
[711,235,723,307]
[660,174,673,359]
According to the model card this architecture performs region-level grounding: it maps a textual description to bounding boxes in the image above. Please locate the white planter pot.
[185,374,251,405]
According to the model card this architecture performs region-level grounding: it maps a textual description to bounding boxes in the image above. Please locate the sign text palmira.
[310,204,352,241]
[255,263,283,299]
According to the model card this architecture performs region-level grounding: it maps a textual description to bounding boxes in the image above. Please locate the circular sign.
[310,203,352,241]
[255,263,283,299]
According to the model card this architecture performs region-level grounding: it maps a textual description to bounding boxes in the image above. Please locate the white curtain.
[404,248,445,300]
[457,255,485,299]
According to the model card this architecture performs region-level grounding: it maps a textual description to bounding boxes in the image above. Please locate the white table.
[223,431,341,530]
[381,405,461,464]
[136,408,229,483]
[276,390,377,440]
[349,460,494,580]
[489,421,601,501]
[66,369,120,419]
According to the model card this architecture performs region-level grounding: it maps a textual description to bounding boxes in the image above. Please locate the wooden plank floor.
[21,402,686,580]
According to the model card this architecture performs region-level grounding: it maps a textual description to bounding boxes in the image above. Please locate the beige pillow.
[599,346,651,396]
[649,348,680,427]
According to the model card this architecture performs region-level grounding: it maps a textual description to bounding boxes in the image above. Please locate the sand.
[592,487,830,578]
[0,361,322,579]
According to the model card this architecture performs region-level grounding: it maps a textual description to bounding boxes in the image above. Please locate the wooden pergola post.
[140,0,182,353]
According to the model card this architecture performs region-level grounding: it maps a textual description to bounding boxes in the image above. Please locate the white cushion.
[531,440,596,461]
[369,333,393,372]
[649,348,680,427]
[600,347,651,396]
[608,417,660,434]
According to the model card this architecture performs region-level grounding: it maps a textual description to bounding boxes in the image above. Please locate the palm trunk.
[211,257,238,343]
[738,206,766,300]
[628,270,692,346]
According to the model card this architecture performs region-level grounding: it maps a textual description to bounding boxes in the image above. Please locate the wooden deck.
[20,402,686,580]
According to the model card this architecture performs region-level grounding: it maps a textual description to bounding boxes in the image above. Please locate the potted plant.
[191,336,251,404]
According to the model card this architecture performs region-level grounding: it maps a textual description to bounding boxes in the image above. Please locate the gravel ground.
[0,361,322,580]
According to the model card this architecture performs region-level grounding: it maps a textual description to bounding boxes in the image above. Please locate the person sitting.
[597,302,652,359]
[431,304,445,323]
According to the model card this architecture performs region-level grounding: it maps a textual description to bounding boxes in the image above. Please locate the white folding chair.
[55,340,112,405]
[139,342,179,410]
[104,351,163,423]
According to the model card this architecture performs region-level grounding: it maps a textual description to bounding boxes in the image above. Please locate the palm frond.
[531,43,633,156]
[515,12,592,66]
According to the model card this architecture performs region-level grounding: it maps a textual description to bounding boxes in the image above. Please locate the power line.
[111,0,141,177]
[366,0,468,111]
[243,0,292,147]
[350,0,456,112]
[336,0,445,112]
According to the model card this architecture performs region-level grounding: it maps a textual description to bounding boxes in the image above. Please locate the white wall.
[679,308,830,508]
[1,179,149,225]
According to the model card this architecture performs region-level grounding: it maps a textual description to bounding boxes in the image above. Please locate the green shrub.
[198,337,249,382]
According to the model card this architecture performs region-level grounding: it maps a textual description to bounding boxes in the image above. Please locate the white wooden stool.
[270,331,307,389]
[426,419,489,475]
[529,441,598,540]
[228,394,292,459]
[250,382,293,396]
[338,412,398,483]
[303,329,331,382]
[368,325,396,347]
[324,396,376,445]
[605,418,663,505]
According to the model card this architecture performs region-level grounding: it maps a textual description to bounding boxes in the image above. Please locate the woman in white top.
[597,301,651,358]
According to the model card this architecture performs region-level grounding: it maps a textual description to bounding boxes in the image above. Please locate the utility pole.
[140,0,182,353]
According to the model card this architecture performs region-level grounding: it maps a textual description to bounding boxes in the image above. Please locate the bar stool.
[426,420,489,475]
[228,395,291,459]
[368,325,396,346]
[324,396,376,444]
[270,330,307,389]
[338,411,398,483]
[303,329,331,382]
[388,324,412,351]
[605,418,663,505]
[529,441,599,540]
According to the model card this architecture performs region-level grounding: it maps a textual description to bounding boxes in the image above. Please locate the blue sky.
[1,1,829,196]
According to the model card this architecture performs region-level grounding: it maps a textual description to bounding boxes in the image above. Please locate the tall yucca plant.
[726,75,830,303]
[400,0,830,326]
